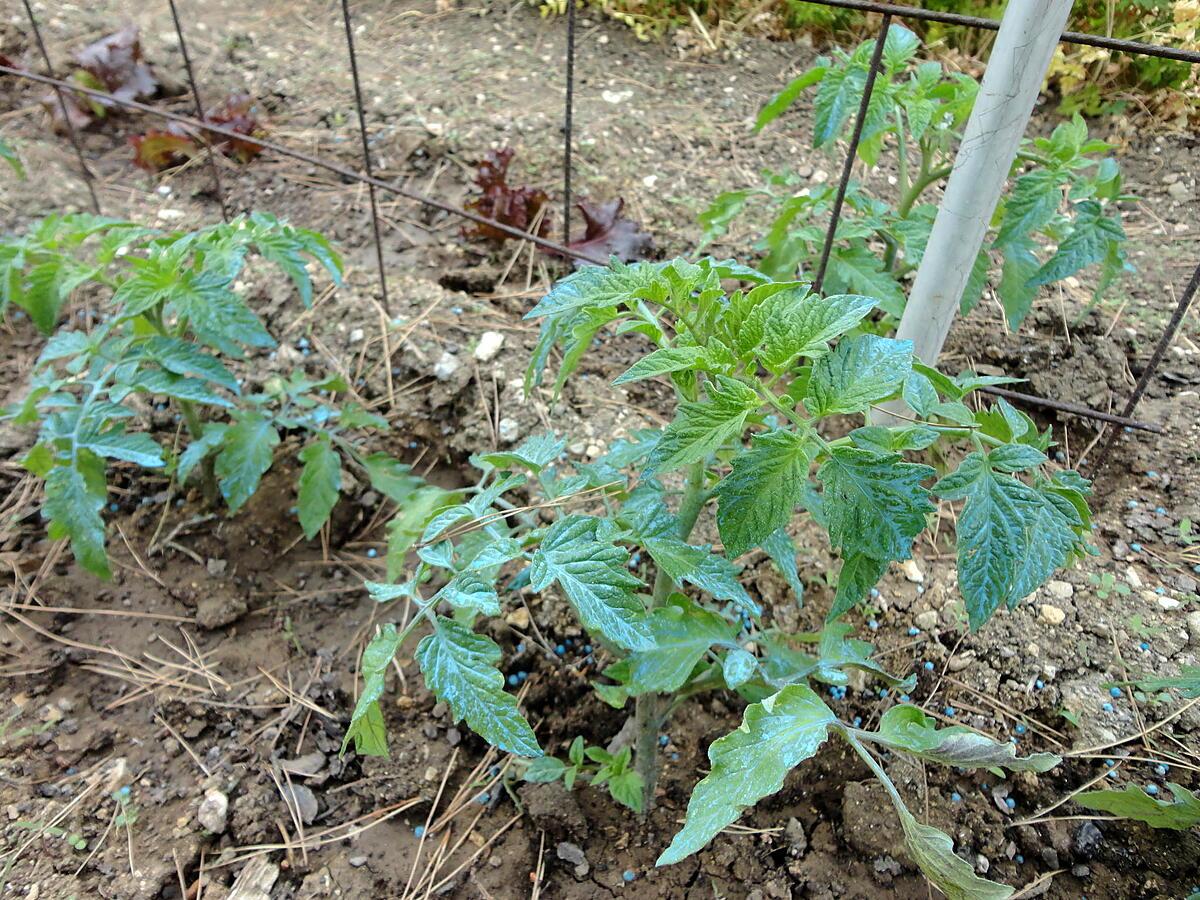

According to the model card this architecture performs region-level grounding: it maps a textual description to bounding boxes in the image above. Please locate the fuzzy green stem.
[897,159,953,218]
[633,460,706,813]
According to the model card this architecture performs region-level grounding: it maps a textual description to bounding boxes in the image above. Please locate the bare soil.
[1,2,1199,898]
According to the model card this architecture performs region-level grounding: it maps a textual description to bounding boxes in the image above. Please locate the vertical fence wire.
[1089,257,1200,475]
[563,0,577,244]
[339,0,392,313]
[812,11,891,294]
[21,0,100,215]
[167,0,228,222]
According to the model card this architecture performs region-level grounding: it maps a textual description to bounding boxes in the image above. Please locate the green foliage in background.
[533,1,1200,120]
[702,24,1133,330]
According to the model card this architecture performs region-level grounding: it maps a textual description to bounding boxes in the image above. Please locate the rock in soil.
[519,782,589,841]
[842,781,906,860]
[196,592,248,629]
[197,788,229,834]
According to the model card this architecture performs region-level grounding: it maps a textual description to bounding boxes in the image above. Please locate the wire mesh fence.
[3,0,1197,468]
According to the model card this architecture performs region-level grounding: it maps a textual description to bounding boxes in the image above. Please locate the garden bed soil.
[1,2,1199,898]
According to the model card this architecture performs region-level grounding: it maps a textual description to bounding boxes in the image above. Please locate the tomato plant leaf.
[657,685,836,865]
[214,411,280,513]
[868,706,1059,772]
[342,624,402,757]
[647,375,759,474]
[296,436,341,539]
[716,429,814,558]
[1075,784,1200,831]
[817,446,934,563]
[805,334,912,416]
[44,460,110,578]
[529,515,651,651]
[416,617,541,757]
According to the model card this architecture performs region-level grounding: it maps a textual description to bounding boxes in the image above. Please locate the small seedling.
[1089,571,1131,600]
[523,735,645,812]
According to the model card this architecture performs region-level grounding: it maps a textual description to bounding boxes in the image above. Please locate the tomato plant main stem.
[634,459,707,812]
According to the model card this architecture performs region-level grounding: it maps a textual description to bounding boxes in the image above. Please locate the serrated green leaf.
[44,460,110,578]
[995,168,1063,249]
[958,246,992,317]
[987,444,1047,473]
[995,239,1040,330]
[171,275,274,357]
[529,515,650,651]
[817,446,934,562]
[827,247,906,318]
[657,685,835,865]
[297,437,341,539]
[478,432,565,473]
[134,369,235,408]
[623,487,757,613]
[0,137,24,179]
[647,375,758,474]
[178,423,228,484]
[869,706,1059,772]
[716,429,813,558]
[433,571,501,616]
[613,346,708,386]
[1076,783,1200,830]
[607,769,645,813]
[38,330,92,364]
[78,427,163,468]
[806,335,912,416]
[849,425,939,454]
[365,579,422,603]
[416,617,540,757]
[762,528,804,604]
[362,453,424,503]
[462,536,524,572]
[342,624,402,757]
[214,411,279,513]
[525,260,664,320]
[523,756,567,784]
[143,336,239,393]
[20,261,69,334]
[1114,666,1200,699]
[1029,201,1125,289]
[812,64,866,148]
[758,291,876,373]
[816,622,913,688]
[626,597,737,694]
[934,452,1080,631]
[698,191,751,248]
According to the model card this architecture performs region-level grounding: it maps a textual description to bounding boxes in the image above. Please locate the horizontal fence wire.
[801,0,1200,64]
[0,64,607,267]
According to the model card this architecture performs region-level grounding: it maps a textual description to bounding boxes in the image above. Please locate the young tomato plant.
[349,257,1094,895]
[4,213,416,578]
[523,736,645,814]
[703,24,1133,328]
